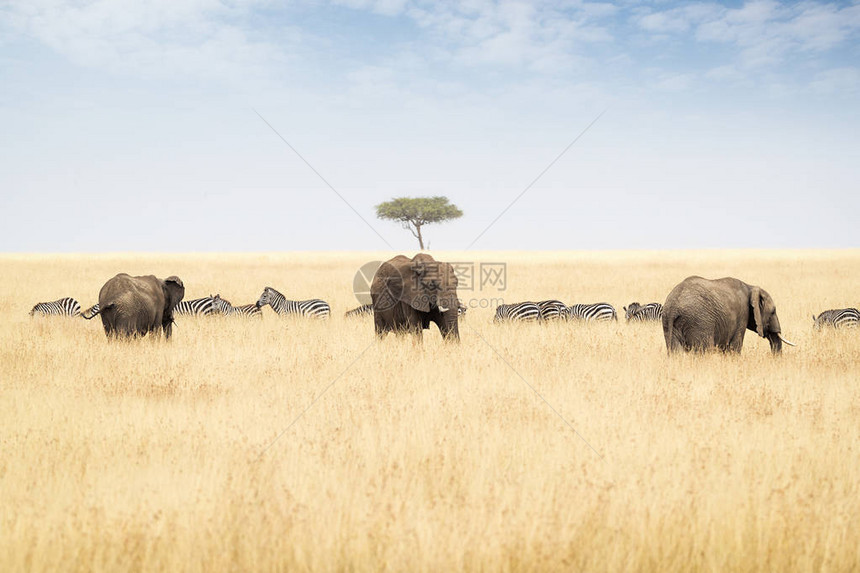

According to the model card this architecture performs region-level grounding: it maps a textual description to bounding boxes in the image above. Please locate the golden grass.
[2,250,859,572]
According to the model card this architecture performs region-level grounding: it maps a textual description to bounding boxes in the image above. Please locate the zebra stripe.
[345,304,373,318]
[567,302,617,322]
[211,295,264,318]
[624,302,663,322]
[30,297,81,317]
[813,308,859,329]
[494,302,541,323]
[209,294,233,315]
[256,287,330,318]
[348,302,466,318]
[82,303,101,319]
[537,300,568,321]
[174,296,218,316]
[232,303,263,318]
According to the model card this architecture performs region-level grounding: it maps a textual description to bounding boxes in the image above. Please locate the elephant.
[97,273,185,339]
[370,253,460,342]
[662,276,794,354]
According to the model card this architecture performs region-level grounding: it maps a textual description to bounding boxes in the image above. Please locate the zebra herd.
[494,301,620,323]
[27,293,860,330]
[30,286,329,321]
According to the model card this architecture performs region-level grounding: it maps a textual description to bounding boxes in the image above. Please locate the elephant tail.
[96,303,115,315]
[663,310,677,353]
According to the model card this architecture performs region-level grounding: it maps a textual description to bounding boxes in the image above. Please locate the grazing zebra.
[29,297,82,317]
[567,302,617,322]
[537,299,568,321]
[174,295,219,316]
[624,302,663,322]
[82,303,101,319]
[812,308,860,329]
[256,287,331,318]
[494,302,541,323]
[345,304,373,318]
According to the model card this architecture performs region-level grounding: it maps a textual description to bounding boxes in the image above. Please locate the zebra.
[347,302,466,318]
[82,303,101,319]
[210,295,264,318]
[256,287,331,318]
[494,302,541,323]
[29,297,81,317]
[812,308,860,329]
[210,294,234,315]
[174,295,220,316]
[231,303,264,318]
[537,299,568,321]
[567,302,617,322]
[624,302,663,322]
[345,304,373,318]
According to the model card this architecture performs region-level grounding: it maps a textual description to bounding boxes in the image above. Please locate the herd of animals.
[27,253,859,353]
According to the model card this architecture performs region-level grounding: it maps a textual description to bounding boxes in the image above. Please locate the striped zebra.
[82,303,101,319]
[567,302,617,322]
[345,304,373,318]
[231,303,264,318]
[537,299,568,321]
[174,295,220,316]
[211,295,263,318]
[256,287,331,318]
[494,302,541,323]
[812,308,859,329]
[29,297,81,317]
[348,302,466,318]
[624,302,663,322]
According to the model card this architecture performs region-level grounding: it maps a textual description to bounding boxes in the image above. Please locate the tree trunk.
[415,224,425,250]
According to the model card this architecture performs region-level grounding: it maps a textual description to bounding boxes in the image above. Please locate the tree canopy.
[375,196,463,250]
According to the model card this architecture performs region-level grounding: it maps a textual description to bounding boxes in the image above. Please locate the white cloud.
[694,1,860,69]
[653,71,694,92]
[331,0,409,17]
[704,65,744,82]
[810,67,860,95]
[405,0,614,73]
[636,3,722,34]
[1,0,291,83]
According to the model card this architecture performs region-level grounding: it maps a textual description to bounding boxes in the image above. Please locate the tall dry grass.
[1,250,859,572]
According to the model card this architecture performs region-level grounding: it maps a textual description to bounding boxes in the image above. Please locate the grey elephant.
[370,253,460,342]
[662,276,794,354]
[98,273,185,339]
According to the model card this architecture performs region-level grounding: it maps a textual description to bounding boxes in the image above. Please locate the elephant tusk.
[778,334,796,347]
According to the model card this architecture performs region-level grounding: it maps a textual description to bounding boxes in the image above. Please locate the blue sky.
[1,0,858,251]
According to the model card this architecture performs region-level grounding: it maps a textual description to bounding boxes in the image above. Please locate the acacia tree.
[375,196,463,250]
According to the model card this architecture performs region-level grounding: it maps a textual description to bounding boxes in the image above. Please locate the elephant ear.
[163,276,185,313]
[437,262,459,311]
[400,260,431,312]
[749,286,764,337]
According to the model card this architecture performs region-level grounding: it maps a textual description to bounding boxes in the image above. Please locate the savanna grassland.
[2,250,859,572]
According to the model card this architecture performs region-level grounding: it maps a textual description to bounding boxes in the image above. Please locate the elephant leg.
[727,330,745,353]
[373,313,389,339]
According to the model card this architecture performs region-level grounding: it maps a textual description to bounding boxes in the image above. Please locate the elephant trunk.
[767,332,782,354]
[440,306,460,342]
